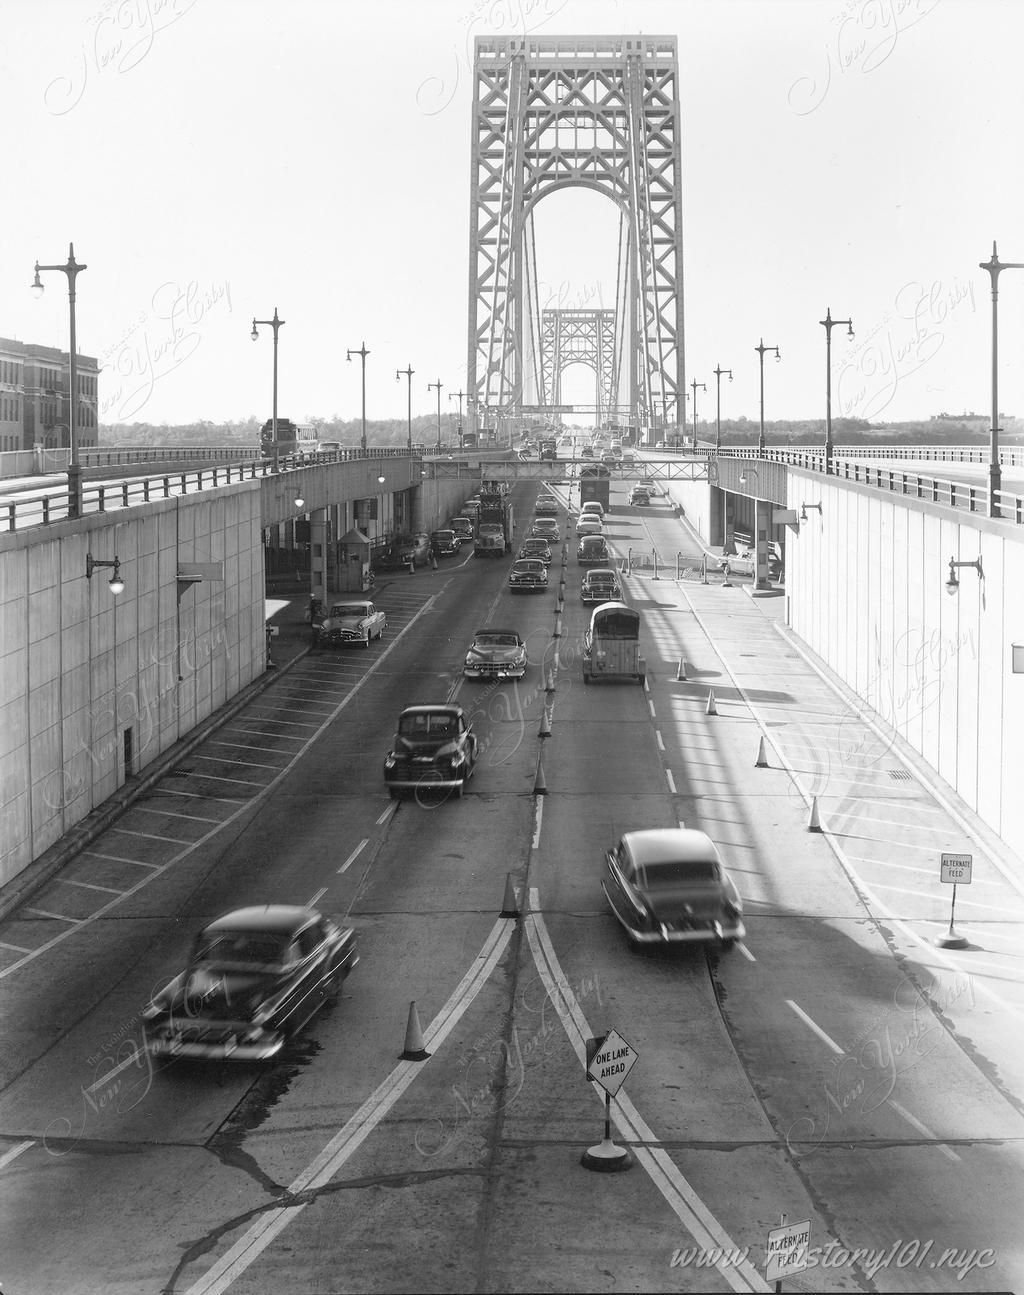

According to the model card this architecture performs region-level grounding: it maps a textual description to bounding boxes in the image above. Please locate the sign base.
[581,1138,633,1173]
[934,928,969,949]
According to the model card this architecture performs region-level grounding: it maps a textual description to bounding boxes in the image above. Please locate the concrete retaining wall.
[787,468,1024,856]
[0,481,265,886]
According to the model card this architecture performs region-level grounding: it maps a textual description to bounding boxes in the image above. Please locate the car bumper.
[602,887,745,944]
[464,664,527,679]
[145,1027,284,1061]
[509,583,546,592]
[582,592,620,603]
[318,632,368,646]
[385,775,466,789]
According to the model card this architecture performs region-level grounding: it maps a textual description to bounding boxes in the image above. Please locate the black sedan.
[519,537,553,563]
[602,829,745,949]
[509,558,549,593]
[384,704,478,797]
[577,535,610,565]
[143,906,358,1061]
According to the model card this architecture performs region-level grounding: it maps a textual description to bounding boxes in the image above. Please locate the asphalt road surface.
[1,472,1022,1294]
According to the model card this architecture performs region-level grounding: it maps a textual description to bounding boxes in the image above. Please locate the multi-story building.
[0,337,99,454]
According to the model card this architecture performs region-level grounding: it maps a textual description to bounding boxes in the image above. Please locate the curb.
[0,647,312,923]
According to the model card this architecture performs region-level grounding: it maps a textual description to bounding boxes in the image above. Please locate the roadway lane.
[1,471,1022,1293]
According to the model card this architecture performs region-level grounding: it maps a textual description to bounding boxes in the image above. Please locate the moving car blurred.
[602,829,745,949]
[464,628,528,680]
[144,906,358,1060]
[313,600,386,648]
[580,567,621,603]
[383,704,478,798]
[509,558,549,593]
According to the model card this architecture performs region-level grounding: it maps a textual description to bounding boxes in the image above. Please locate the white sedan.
[313,600,386,648]
[575,515,604,536]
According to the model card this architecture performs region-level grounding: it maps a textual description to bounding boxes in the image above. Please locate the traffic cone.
[539,707,552,737]
[431,554,438,570]
[721,562,732,588]
[500,873,519,918]
[400,1001,430,1060]
[534,760,548,795]
[553,615,562,638]
[545,670,556,693]
[705,689,717,716]
[675,657,687,681]
[807,795,822,832]
[755,736,769,768]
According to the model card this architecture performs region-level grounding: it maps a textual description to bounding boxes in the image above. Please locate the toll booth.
[338,527,373,592]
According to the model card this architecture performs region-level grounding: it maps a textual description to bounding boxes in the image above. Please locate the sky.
[3,0,1023,430]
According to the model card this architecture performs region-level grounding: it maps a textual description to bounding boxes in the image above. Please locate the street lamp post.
[979,242,1024,518]
[347,342,370,454]
[396,363,414,450]
[428,379,444,451]
[251,307,286,472]
[689,378,706,451]
[712,365,733,452]
[449,389,466,447]
[32,243,87,517]
[755,340,781,457]
[819,308,853,475]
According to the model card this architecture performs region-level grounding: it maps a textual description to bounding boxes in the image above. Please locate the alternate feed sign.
[585,1029,638,1097]
[765,1220,810,1283]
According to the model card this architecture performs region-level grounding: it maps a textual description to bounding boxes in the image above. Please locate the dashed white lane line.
[183,918,514,1295]
[886,1099,961,1163]
[337,840,368,875]
[655,730,665,751]
[737,942,756,962]
[307,887,327,909]
[532,795,544,850]
[666,769,677,794]
[786,1000,844,1055]
[375,804,397,826]
[648,699,656,718]
[0,1140,34,1171]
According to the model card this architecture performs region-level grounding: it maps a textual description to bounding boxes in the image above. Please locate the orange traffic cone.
[534,760,548,795]
[755,736,769,768]
[500,873,519,918]
[705,689,718,716]
[545,670,556,693]
[539,707,552,737]
[400,1001,430,1060]
[675,657,687,681]
[807,795,822,832]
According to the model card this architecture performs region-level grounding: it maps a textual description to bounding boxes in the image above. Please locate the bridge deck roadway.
[0,477,1021,1293]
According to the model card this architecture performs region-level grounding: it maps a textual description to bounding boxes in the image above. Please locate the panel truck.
[475,487,514,556]
[539,437,557,462]
[579,471,611,513]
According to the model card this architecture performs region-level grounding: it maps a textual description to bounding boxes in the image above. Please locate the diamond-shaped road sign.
[586,1029,638,1097]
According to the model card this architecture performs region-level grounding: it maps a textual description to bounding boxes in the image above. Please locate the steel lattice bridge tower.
[467,34,684,440]
[541,309,620,420]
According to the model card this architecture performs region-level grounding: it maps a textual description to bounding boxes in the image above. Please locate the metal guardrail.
[0,448,426,532]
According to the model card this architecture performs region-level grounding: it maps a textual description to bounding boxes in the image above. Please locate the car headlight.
[449,751,466,766]
[142,1000,164,1020]
[384,754,396,769]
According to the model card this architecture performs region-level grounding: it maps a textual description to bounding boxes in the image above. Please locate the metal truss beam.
[540,309,618,417]
[467,35,684,441]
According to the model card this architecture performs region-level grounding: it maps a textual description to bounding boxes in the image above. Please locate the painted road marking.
[133,805,224,824]
[655,730,665,751]
[337,840,368,875]
[25,908,82,924]
[0,1140,34,1171]
[526,905,768,1294]
[182,918,514,1295]
[532,795,544,850]
[666,769,677,794]
[786,1001,844,1055]
[56,878,123,895]
[307,887,327,908]
[887,1098,961,1162]
[375,804,397,826]
[737,942,756,962]
[83,852,160,869]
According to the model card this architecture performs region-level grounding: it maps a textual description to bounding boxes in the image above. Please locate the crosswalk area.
[0,584,435,978]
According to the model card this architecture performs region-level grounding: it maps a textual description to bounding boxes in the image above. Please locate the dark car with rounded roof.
[143,905,358,1061]
[519,537,552,563]
[464,628,528,680]
[602,829,744,949]
[383,704,478,797]
[581,567,621,603]
[577,534,610,565]
[508,558,549,593]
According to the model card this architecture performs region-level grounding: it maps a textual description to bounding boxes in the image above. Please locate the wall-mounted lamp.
[294,495,305,510]
[945,555,984,596]
[800,502,823,522]
[85,553,125,595]
[377,467,387,484]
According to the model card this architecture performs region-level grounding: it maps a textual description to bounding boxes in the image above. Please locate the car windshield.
[192,931,291,968]
[516,560,544,572]
[399,712,457,738]
[476,633,520,648]
[640,859,720,889]
[330,604,367,617]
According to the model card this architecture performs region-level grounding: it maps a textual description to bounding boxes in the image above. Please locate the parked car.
[602,829,745,949]
[629,488,651,506]
[580,500,605,520]
[581,567,621,603]
[534,494,559,516]
[430,529,462,557]
[383,704,478,797]
[508,558,549,593]
[143,906,358,1061]
[451,517,475,543]
[575,515,603,537]
[577,535,610,565]
[313,600,386,648]
[519,537,552,563]
[464,628,528,680]
[530,518,560,541]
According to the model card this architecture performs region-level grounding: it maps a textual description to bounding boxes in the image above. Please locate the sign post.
[582,1029,638,1172]
[935,852,972,949]
[764,1215,810,1291]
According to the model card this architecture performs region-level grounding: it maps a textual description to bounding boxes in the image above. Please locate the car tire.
[361,638,369,649]
[638,673,646,686]
[719,938,736,952]
[583,672,591,685]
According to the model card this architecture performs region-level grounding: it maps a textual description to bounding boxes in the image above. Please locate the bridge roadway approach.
[1,475,1023,1293]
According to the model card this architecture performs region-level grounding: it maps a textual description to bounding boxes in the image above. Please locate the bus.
[260,419,319,459]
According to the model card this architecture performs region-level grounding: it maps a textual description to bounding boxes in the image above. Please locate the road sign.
[520,405,575,413]
[586,1029,638,1096]
[765,1219,810,1283]
[940,853,973,884]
